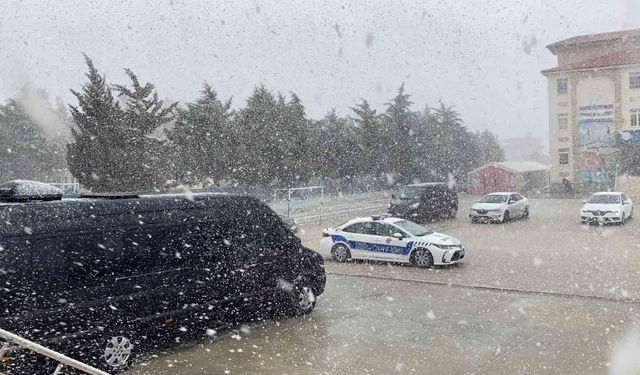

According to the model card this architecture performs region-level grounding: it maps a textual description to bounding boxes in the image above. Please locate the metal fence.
[0,328,109,375]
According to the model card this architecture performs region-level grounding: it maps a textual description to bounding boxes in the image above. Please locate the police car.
[319,215,465,268]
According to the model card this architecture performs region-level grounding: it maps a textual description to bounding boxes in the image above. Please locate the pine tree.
[166,82,233,186]
[315,110,362,180]
[68,56,176,192]
[276,92,311,185]
[113,69,178,191]
[351,99,384,175]
[67,55,126,192]
[382,84,416,182]
[234,85,281,186]
[479,129,504,164]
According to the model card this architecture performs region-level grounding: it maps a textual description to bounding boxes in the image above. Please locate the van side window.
[32,238,67,288]
[34,235,109,288]
[119,229,163,276]
[67,235,108,286]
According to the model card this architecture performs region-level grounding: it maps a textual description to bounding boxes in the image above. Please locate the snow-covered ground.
[128,196,640,374]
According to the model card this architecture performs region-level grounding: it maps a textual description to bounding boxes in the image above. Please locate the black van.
[388,183,458,221]
[0,181,325,373]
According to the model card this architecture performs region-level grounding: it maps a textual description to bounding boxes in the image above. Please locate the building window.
[559,148,569,165]
[631,109,640,127]
[558,136,569,142]
[630,72,640,89]
[557,78,568,95]
[557,113,568,130]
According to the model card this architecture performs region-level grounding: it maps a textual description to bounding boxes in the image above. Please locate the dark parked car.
[0,180,325,373]
[388,183,458,221]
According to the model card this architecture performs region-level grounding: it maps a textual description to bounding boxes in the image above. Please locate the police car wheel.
[411,248,433,268]
[331,244,350,263]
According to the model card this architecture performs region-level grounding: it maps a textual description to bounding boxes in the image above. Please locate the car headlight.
[409,202,420,209]
[612,210,620,214]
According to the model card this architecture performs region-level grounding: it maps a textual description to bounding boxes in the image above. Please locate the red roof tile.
[547,28,640,51]
[542,49,640,74]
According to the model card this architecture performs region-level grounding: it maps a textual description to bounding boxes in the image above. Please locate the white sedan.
[469,192,529,223]
[580,192,633,225]
[318,215,465,268]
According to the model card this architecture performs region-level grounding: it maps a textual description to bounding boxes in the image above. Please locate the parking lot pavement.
[129,273,638,375]
[126,196,640,374]
[301,196,640,300]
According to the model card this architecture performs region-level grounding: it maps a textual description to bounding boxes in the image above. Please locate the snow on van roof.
[0,180,63,201]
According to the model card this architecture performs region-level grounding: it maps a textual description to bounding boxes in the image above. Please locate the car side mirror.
[392,232,403,239]
[582,200,587,204]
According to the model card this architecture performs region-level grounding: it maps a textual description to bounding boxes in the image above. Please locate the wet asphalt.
[128,197,640,374]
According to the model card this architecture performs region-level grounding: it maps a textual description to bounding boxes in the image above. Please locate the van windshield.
[396,186,425,199]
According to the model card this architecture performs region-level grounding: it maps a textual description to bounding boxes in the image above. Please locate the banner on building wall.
[618,129,640,143]
[577,104,615,148]
[577,148,616,184]
[576,104,616,186]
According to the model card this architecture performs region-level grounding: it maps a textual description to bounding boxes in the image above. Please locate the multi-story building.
[542,28,640,191]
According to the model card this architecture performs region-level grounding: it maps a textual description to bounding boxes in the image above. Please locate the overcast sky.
[2,0,640,148]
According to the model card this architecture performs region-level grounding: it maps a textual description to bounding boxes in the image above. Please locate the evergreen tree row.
[67,57,505,192]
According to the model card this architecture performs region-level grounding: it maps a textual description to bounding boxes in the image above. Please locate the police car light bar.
[371,214,391,220]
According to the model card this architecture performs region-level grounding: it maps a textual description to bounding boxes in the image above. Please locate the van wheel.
[410,248,433,268]
[81,334,136,373]
[102,335,135,372]
[331,244,350,263]
[289,284,317,316]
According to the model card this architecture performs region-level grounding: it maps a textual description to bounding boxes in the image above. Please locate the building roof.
[470,161,550,174]
[547,28,640,52]
[405,182,445,187]
[542,49,640,74]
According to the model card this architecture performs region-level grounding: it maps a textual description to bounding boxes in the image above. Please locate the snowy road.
[128,273,636,374]
[126,195,640,374]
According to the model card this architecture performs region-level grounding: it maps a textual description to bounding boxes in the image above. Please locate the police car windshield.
[397,186,424,199]
[479,194,508,203]
[393,220,432,237]
[588,194,620,204]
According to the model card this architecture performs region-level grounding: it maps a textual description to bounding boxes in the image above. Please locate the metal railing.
[0,328,110,375]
